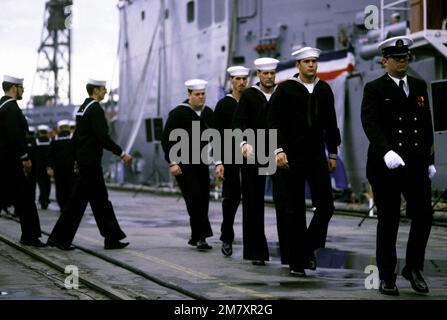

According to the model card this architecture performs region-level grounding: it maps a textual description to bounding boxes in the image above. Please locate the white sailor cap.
[185,79,208,90]
[37,125,50,132]
[3,75,24,85]
[28,126,36,133]
[69,120,76,127]
[57,119,70,128]
[254,58,279,71]
[87,78,107,87]
[391,12,400,19]
[291,47,321,61]
[227,66,250,77]
[378,36,413,57]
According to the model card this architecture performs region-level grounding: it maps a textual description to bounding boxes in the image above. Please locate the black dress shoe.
[47,239,75,250]
[289,268,306,277]
[20,239,48,248]
[104,239,129,250]
[196,240,212,250]
[402,267,429,293]
[252,260,265,266]
[187,239,198,246]
[221,242,232,256]
[379,280,399,296]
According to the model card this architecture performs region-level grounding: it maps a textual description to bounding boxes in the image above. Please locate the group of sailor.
[0,35,437,296]
[161,35,436,295]
[0,77,132,250]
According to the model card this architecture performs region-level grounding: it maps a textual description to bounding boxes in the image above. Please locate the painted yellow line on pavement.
[76,233,274,299]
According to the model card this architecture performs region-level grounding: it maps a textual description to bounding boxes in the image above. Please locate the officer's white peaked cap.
[254,58,279,71]
[69,120,76,127]
[291,47,321,61]
[87,78,107,87]
[3,75,24,85]
[185,79,208,90]
[378,36,413,56]
[227,66,250,77]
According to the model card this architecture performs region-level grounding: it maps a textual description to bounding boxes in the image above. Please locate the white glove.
[383,150,406,169]
[428,165,436,179]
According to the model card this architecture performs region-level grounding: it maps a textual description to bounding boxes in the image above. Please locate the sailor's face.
[231,76,248,93]
[297,58,318,77]
[15,84,24,100]
[257,70,276,88]
[188,89,206,108]
[95,86,107,101]
[383,55,409,77]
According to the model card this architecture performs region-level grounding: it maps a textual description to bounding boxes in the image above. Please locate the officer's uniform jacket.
[361,74,434,169]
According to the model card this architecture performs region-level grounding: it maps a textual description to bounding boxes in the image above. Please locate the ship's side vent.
[316,36,335,51]
[198,0,212,29]
[215,0,226,23]
[187,1,195,23]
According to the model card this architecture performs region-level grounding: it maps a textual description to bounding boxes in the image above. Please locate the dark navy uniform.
[0,96,43,242]
[48,98,127,247]
[161,101,214,243]
[35,132,51,209]
[214,94,241,245]
[233,84,272,262]
[361,74,434,283]
[269,74,341,270]
[47,131,75,211]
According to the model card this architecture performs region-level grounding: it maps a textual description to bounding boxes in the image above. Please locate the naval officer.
[47,79,132,250]
[361,36,435,295]
[0,75,46,246]
[214,66,249,256]
[268,47,341,276]
[161,79,214,250]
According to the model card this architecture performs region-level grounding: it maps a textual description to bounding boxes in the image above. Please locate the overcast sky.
[0,0,119,105]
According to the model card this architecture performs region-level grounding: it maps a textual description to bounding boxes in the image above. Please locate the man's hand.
[241,143,254,159]
[276,152,289,169]
[428,165,436,179]
[121,153,133,165]
[383,150,405,169]
[22,159,32,174]
[169,164,182,176]
[328,159,337,173]
[215,164,224,181]
[47,167,54,177]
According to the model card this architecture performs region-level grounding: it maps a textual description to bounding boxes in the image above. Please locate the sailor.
[69,120,76,134]
[47,119,75,212]
[233,57,279,266]
[361,36,435,295]
[268,47,341,276]
[35,124,52,209]
[161,79,214,250]
[0,75,46,247]
[47,78,133,250]
[214,66,249,256]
